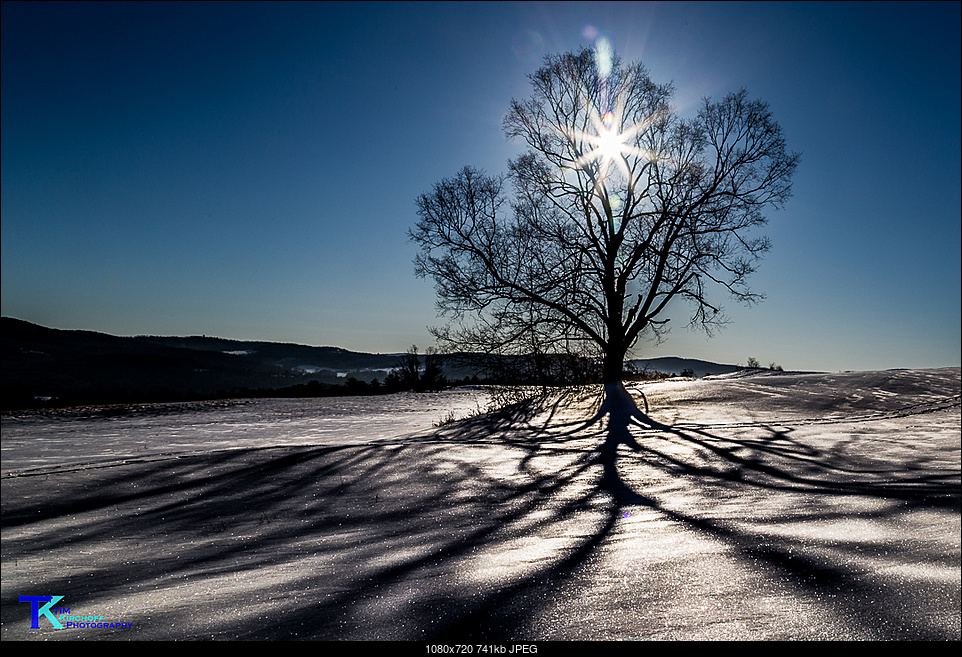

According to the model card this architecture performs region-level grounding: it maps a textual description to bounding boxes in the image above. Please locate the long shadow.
[579,382,960,640]
[2,404,617,640]
[439,380,959,639]
[2,382,959,640]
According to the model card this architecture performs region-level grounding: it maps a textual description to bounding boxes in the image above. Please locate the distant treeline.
[3,348,614,410]
[2,374,487,411]
[3,318,745,411]
[1,345,462,410]
[2,334,721,411]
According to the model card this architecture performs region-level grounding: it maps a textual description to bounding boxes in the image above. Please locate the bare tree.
[399,345,422,390]
[411,48,798,407]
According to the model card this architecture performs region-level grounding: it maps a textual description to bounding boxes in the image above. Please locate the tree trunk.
[602,347,626,384]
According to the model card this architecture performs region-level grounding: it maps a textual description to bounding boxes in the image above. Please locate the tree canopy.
[412,48,799,385]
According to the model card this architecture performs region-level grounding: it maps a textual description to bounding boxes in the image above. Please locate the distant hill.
[1,317,404,408]
[629,356,741,378]
[1,317,741,409]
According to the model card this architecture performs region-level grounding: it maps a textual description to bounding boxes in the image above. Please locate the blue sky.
[2,1,959,372]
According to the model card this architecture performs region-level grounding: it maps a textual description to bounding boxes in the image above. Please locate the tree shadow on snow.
[1,383,958,640]
[566,382,959,640]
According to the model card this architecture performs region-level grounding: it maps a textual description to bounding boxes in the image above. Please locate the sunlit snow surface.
[0,390,492,475]
[2,369,959,640]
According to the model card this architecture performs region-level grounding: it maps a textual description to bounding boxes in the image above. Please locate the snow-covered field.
[2,369,959,640]
[0,389,493,476]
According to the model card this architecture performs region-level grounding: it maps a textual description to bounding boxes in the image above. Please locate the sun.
[565,99,659,181]
[597,111,623,160]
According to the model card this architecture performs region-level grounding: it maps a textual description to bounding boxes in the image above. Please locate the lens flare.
[553,37,662,184]
[594,36,613,78]
[566,99,660,181]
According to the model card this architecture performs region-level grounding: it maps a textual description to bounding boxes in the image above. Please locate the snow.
[0,389,492,476]
[2,369,959,640]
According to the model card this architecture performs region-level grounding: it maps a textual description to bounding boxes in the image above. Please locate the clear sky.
[2,1,960,373]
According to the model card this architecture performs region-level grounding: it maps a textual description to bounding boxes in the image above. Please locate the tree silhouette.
[399,344,422,390]
[420,346,447,391]
[412,48,798,408]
